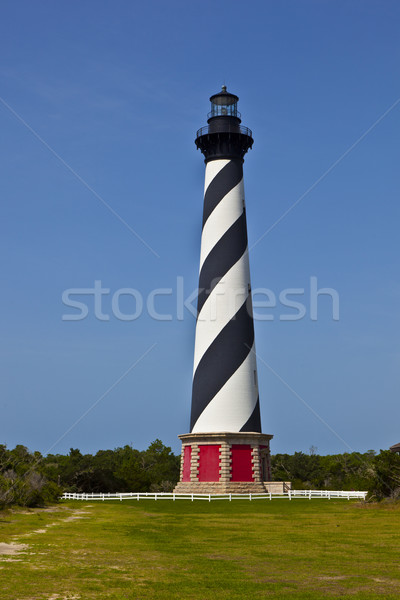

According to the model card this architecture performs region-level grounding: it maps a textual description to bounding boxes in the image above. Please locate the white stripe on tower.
[190,158,261,433]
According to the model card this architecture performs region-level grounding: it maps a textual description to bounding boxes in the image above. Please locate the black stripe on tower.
[240,397,261,432]
[202,160,243,228]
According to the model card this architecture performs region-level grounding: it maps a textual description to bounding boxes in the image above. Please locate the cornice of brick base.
[178,431,273,445]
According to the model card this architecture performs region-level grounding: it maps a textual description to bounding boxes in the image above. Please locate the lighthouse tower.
[175,87,273,494]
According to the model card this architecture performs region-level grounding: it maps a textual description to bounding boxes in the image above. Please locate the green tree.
[369,450,400,500]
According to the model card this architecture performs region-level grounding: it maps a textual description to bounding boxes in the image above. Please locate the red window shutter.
[182,446,192,482]
[231,444,253,481]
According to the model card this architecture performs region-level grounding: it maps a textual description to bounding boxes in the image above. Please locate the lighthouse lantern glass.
[209,93,240,118]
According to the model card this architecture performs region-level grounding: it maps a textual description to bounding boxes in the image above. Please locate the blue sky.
[0,0,399,457]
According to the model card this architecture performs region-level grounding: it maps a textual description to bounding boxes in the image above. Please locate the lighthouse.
[175,87,273,494]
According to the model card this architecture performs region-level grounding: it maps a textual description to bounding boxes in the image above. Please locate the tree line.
[271,450,400,499]
[1,441,399,508]
[0,440,180,508]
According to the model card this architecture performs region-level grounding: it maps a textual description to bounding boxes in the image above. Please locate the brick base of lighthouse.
[173,432,274,494]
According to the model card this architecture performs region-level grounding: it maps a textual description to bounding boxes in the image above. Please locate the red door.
[198,445,220,482]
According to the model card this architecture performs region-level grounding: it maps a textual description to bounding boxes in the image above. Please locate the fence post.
[191,494,194,501]
[289,489,291,501]
[269,491,272,501]
[249,493,252,501]
[173,493,175,501]
[229,494,231,501]
[209,494,211,502]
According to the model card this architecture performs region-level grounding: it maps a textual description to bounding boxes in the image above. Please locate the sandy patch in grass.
[372,577,400,585]
[18,526,57,538]
[11,506,65,515]
[62,508,91,522]
[69,510,89,514]
[63,508,90,523]
[318,575,347,580]
[17,594,81,599]
[0,542,28,555]
[48,595,81,599]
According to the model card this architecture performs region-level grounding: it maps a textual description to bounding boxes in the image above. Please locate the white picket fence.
[61,490,368,502]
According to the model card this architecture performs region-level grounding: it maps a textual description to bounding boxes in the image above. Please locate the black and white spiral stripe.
[190,158,261,433]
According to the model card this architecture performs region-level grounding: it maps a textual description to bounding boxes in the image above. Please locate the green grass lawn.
[0,499,399,599]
